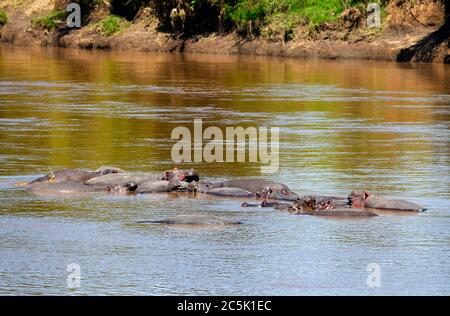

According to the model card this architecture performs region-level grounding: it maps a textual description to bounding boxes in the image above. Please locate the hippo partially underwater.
[348,190,426,212]
[137,215,242,227]
[241,199,378,217]
[28,181,138,195]
[240,188,425,216]
[24,167,198,195]
[195,179,299,201]
[22,167,426,215]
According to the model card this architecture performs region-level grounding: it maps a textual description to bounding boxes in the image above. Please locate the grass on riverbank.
[0,10,7,26]
[31,10,65,30]
[228,0,388,26]
[96,15,131,36]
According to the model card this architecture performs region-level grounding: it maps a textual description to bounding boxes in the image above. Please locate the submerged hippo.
[27,166,127,185]
[196,179,298,201]
[27,181,137,195]
[241,200,377,217]
[164,168,199,183]
[86,168,199,187]
[296,209,378,217]
[135,179,194,194]
[137,215,242,226]
[95,166,126,175]
[348,190,426,212]
[86,172,163,186]
[28,169,99,184]
[195,182,255,197]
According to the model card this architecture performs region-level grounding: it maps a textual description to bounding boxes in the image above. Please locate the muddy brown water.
[0,46,449,295]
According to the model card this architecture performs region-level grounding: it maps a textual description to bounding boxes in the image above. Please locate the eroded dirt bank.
[0,0,448,63]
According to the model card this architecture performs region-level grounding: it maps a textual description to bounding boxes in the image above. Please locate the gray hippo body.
[28,169,99,184]
[26,166,138,195]
[136,180,172,193]
[86,168,199,187]
[86,172,163,186]
[348,190,426,212]
[195,181,254,197]
[196,179,298,201]
[27,181,137,195]
[242,201,377,217]
[204,187,255,197]
[300,209,378,217]
[28,182,99,194]
[95,166,125,174]
[137,215,242,226]
[135,180,193,194]
[28,166,127,185]
[28,182,137,194]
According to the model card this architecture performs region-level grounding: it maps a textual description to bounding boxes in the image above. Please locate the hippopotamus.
[195,179,298,201]
[297,209,378,217]
[28,169,99,184]
[27,181,137,195]
[137,215,242,226]
[86,172,163,186]
[206,187,255,197]
[95,166,125,174]
[241,201,377,217]
[195,182,255,197]
[27,166,127,185]
[348,190,426,212]
[135,179,195,194]
[86,168,199,187]
[165,168,199,183]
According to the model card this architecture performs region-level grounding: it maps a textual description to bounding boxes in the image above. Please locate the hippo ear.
[364,191,371,199]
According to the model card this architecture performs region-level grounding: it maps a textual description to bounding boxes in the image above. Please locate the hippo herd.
[21,166,427,225]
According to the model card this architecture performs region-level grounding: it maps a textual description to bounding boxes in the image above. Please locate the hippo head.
[164,168,199,183]
[257,187,299,201]
[195,181,221,193]
[105,181,138,194]
[95,166,125,175]
[348,190,371,208]
[167,179,195,192]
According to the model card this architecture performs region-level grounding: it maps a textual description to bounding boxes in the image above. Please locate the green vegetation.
[31,10,66,30]
[0,10,8,26]
[32,0,390,36]
[224,0,388,26]
[97,15,130,36]
[149,0,388,35]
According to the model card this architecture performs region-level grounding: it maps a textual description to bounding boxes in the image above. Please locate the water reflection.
[0,46,449,295]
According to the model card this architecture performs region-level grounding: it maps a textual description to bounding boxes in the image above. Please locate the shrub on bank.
[31,10,66,30]
[0,10,7,26]
[97,15,130,36]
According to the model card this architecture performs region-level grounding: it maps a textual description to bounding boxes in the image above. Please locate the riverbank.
[0,0,448,63]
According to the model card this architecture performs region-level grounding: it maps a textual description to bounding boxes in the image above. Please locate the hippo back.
[365,195,425,212]
[86,172,164,186]
[28,169,98,184]
[221,179,290,193]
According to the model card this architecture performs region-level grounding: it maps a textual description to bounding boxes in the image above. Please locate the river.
[0,46,449,295]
